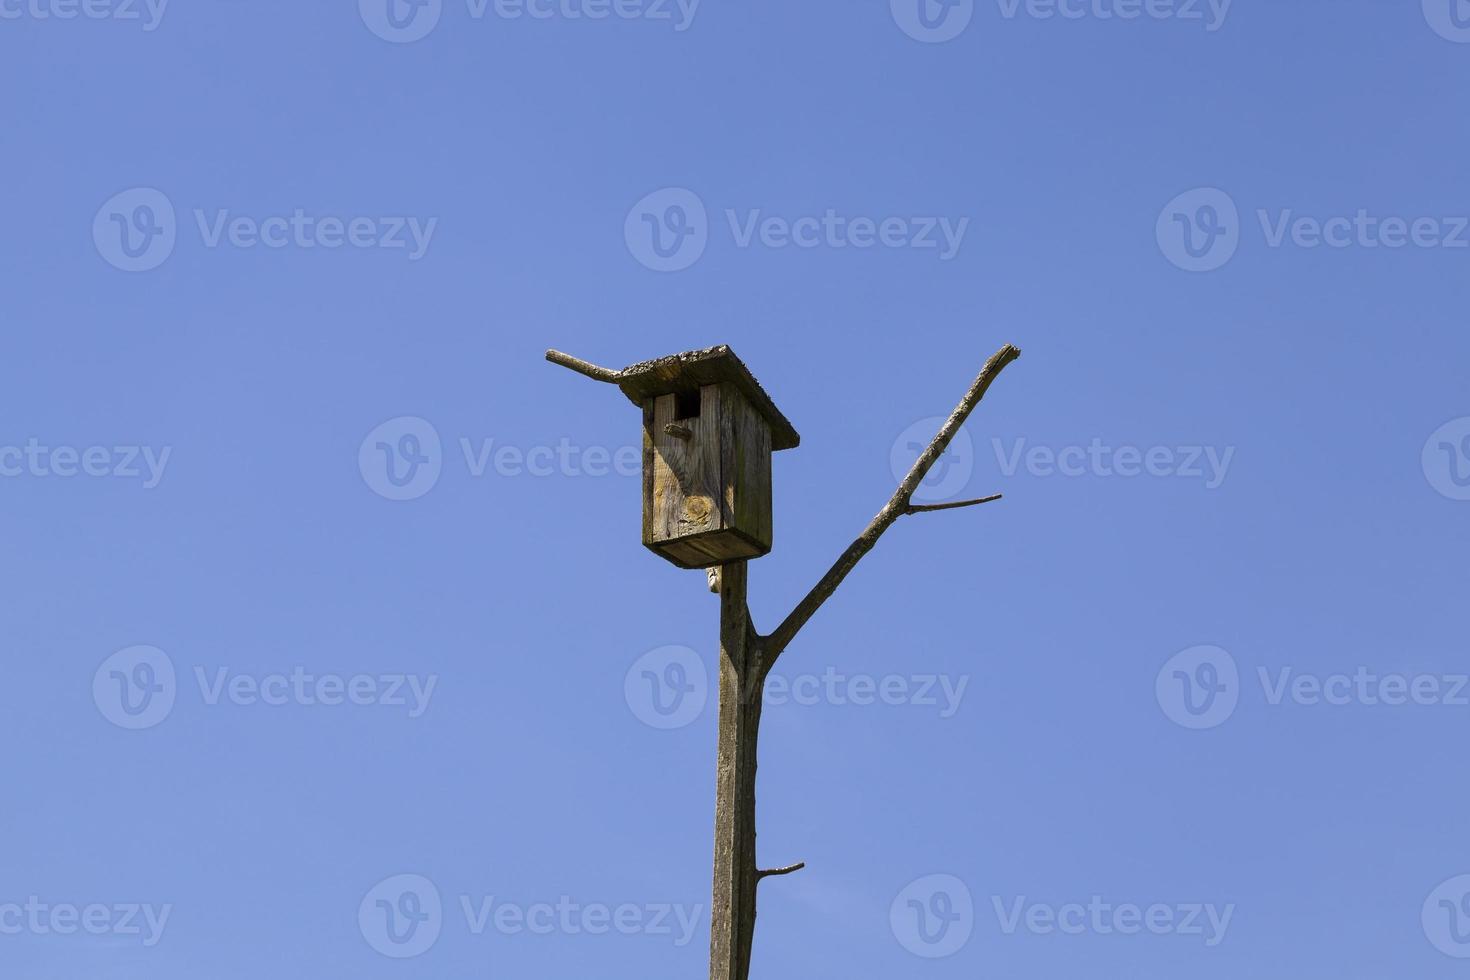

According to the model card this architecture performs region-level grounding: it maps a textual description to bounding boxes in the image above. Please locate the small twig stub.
[757,862,806,879]
[544,349,620,383]
[905,493,1003,515]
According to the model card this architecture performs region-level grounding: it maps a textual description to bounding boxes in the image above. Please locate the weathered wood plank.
[649,389,723,544]
[641,398,656,546]
[719,382,772,553]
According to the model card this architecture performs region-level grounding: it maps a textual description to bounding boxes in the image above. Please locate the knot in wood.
[684,496,713,523]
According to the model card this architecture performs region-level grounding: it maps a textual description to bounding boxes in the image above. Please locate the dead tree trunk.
[709,559,762,980]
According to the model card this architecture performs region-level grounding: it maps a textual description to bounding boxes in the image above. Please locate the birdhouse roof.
[615,345,800,451]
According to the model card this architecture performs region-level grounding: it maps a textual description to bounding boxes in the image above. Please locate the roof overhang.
[615,345,799,451]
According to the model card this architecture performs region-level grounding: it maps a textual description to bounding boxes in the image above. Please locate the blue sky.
[3,1,1470,977]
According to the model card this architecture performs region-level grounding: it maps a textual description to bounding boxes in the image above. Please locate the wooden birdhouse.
[609,346,800,569]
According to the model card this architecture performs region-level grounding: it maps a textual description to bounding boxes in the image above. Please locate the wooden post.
[709,559,762,980]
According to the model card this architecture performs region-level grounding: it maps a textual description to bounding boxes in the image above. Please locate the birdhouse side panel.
[719,381,773,552]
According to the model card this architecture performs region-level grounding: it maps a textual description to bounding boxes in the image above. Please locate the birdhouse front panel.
[642,382,773,569]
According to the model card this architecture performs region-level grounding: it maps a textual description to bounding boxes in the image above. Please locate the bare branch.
[905,493,1003,515]
[545,349,620,383]
[763,344,1021,663]
[757,862,806,879]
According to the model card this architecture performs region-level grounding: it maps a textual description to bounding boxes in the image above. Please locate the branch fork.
[760,343,1021,665]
